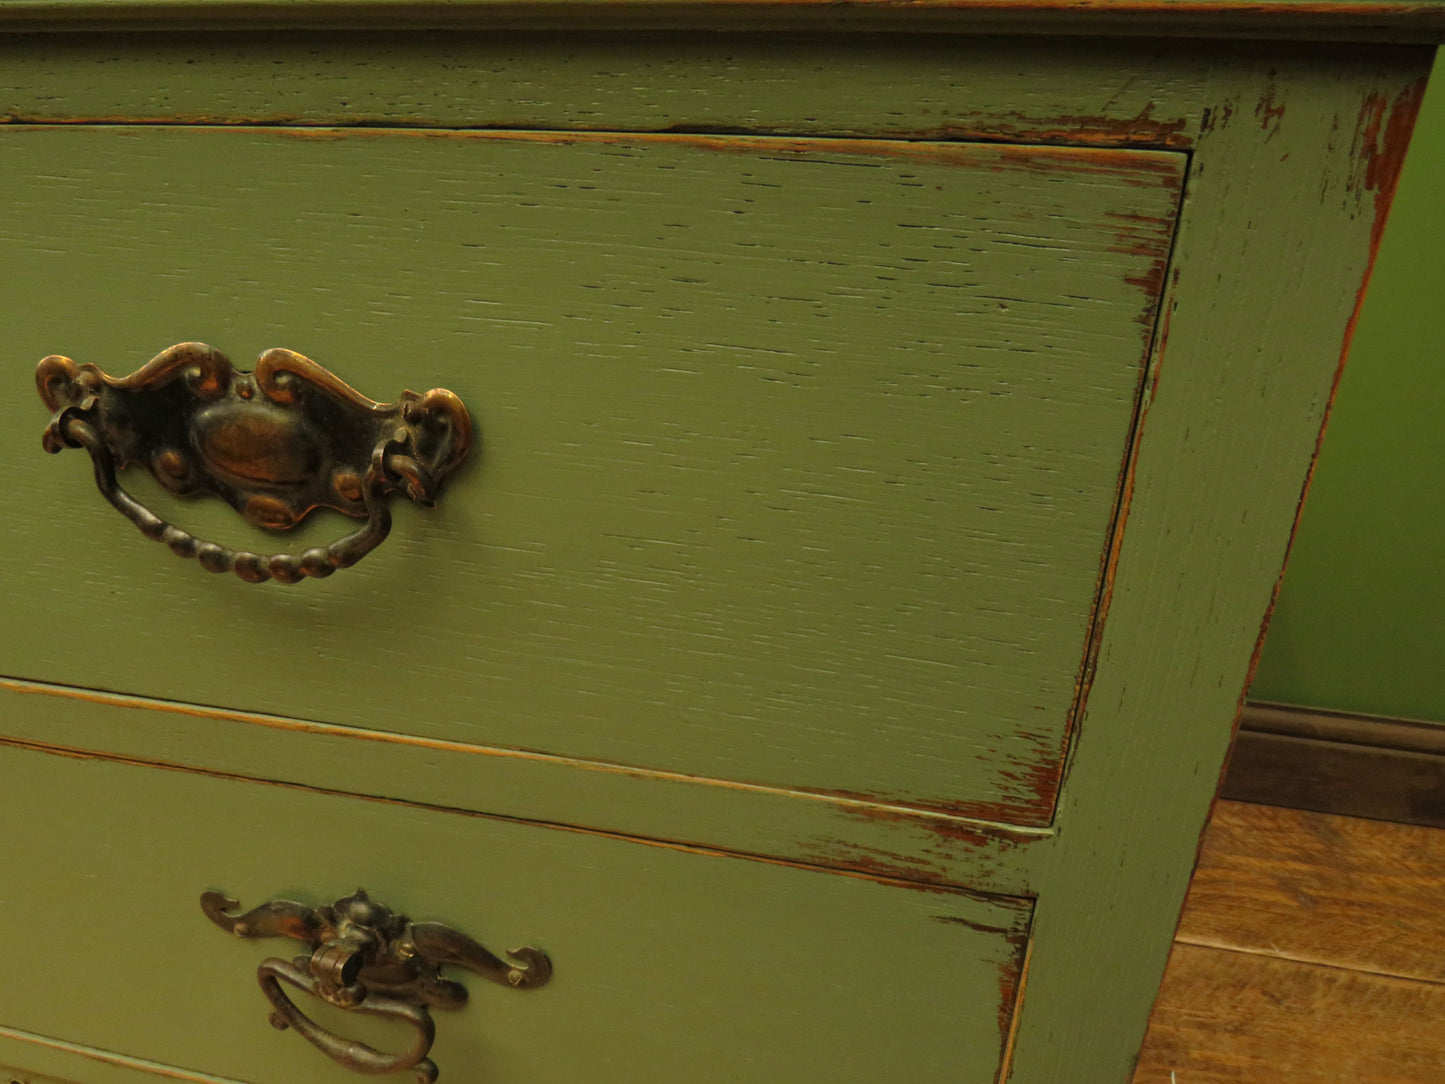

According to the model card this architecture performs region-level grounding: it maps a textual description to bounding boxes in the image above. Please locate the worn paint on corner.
[1241,74,1431,785]
[789,809,1043,889]
[995,929,1033,1067]
[798,776,1057,878]
[838,796,1045,845]
[997,935,1035,1081]
[1351,77,1431,254]
[1329,77,1431,432]
[933,912,1033,1058]
[799,723,1066,825]
[1294,74,1431,545]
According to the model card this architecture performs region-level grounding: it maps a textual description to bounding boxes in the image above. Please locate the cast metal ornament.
[36,342,472,583]
[202,888,551,1082]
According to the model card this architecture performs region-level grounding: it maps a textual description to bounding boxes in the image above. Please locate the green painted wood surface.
[0,30,1429,1084]
[0,1067,84,1084]
[0,30,1253,147]
[1249,50,1445,725]
[1008,48,1432,1084]
[0,1048,207,1084]
[0,0,1441,39]
[0,678,1051,898]
[0,125,1181,825]
[0,742,1029,1084]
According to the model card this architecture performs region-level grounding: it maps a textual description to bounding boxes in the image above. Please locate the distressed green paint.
[0,0,1441,39]
[0,125,1181,823]
[0,32,1202,138]
[0,29,1432,1084]
[0,677,1052,897]
[1010,49,1433,1084]
[1249,50,1445,725]
[0,744,1028,1084]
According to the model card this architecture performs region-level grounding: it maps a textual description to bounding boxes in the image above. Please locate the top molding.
[0,0,1442,41]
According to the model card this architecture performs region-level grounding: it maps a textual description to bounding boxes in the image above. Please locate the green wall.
[1248,51,1445,724]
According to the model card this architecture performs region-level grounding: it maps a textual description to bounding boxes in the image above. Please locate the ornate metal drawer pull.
[36,343,472,583]
[202,888,550,1082]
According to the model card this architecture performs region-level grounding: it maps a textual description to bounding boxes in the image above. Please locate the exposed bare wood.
[1176,800,1445,983]
[1135,943,1445,1083]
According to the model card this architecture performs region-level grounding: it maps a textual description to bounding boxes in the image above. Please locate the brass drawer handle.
[36,343,471,583]
[202,889,551,1082]
[258,956,437,1079]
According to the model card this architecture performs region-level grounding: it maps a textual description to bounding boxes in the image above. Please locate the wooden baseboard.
[1223,702,1445,827]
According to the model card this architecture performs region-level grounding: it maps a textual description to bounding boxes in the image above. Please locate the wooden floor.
[1132,800,1445,1083]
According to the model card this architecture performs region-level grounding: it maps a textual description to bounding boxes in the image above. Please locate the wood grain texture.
[0,34,1431,1084]
[0,32,1207,144]
[1137,801,1445,1082]
[1222,728,1445,826]
[1175,800,1445,983]
[0,127,1181,824]
[1003,46,1433,1084]
[0,743,1030,1084]
[0,0,1441,40]
[0,679,1051,898]
[1135,944,1445,1083]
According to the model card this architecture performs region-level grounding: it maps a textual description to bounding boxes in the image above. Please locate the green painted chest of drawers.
[0,5,1437,1083]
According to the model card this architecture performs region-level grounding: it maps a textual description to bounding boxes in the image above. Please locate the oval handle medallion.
[202,888,551,1082]
[36,343,472,583]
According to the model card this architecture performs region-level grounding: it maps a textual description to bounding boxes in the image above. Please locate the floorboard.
[1175,799,1445,982]
[1131,799,1445,1083]
[1137,944,1445,1083]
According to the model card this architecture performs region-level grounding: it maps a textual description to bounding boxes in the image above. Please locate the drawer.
[0,742,1030,1084]
[2,124,1183,826]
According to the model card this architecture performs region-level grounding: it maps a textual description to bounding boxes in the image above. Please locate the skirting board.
[1224,702,1445,827]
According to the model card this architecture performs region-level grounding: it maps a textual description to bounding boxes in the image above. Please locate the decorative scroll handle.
[259,957,438,1080]
[202,889,551,1082]
[37,344,472,583]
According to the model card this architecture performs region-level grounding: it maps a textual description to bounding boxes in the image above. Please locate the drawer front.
[2,125,1182,825]
[0,742,1030,1083]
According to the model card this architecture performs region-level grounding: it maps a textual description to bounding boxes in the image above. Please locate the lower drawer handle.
[259,956,440,1082]
[36,343,472,584]
[202,888,551,1081]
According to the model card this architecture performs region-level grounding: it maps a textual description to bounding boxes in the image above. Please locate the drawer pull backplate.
[202,888,550,1082]
[37,343,471,583]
